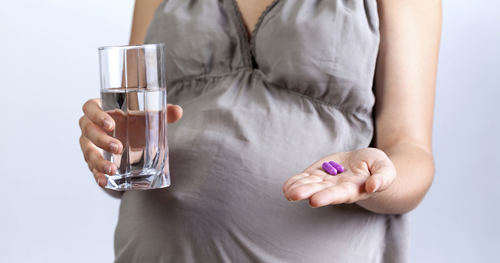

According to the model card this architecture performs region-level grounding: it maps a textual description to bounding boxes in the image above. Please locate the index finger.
[82,98,114,131]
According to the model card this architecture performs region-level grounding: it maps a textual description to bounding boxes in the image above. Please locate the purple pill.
[322,162,338,175]
[329,161,345,173]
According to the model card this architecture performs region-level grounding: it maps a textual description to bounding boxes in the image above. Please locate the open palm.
[283,148,396,208]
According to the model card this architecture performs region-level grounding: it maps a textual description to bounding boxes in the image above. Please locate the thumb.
[365,158,396,193]
[167,104,183,124]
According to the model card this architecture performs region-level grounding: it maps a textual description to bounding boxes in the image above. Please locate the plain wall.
[411,1,500,262]
[0,0,498,262]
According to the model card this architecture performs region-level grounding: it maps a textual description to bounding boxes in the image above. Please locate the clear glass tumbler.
[98,44,169,190]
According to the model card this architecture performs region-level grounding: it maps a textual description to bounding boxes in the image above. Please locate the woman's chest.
[145,0,380,113]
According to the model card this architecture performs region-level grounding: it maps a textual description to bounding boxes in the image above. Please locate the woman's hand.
[78,98,183,187]
[283,148,396,208]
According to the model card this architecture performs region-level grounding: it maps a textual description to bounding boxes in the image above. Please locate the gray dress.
[114,0,410,262]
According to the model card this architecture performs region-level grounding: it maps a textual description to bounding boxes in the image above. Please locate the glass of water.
[98,44,169,190]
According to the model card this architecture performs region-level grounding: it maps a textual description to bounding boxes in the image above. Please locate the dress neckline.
[228,0,280,68]
[231,0,279,40]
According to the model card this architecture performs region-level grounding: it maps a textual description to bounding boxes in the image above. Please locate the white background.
[0,0,498,262]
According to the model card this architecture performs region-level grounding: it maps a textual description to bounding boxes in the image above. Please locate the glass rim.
[98,43,164,51]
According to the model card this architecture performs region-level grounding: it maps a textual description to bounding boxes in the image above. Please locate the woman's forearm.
[355,0,442,214]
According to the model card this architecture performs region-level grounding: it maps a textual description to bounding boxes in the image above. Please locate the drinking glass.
[98,44,169,190]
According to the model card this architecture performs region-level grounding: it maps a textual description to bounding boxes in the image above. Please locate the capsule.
[322,162,338,175]
[329,161,345,173]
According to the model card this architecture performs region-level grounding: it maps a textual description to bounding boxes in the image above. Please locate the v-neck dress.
[114,0,410,262]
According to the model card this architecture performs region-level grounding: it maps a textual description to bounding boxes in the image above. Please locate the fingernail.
[97,177,101,186]
[109,142,118,153]
[373,180,382,193]
[104,164,111,175]
[103,119,112,130]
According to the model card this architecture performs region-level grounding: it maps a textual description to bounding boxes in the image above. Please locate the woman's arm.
[124,0,164,110]
[356,0,442,214]
[129,0,164,45]
[283,0,441,214]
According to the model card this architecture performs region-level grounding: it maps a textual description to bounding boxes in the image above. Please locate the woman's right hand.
[79,98,183,187]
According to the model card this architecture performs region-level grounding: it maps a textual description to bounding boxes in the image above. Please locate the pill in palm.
[329,161,344,173]
[322,162,338,175]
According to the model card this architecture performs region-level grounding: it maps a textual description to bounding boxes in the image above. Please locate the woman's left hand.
[283,148,397,208]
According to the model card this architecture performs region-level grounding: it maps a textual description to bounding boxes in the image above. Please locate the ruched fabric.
[114,1,410,262]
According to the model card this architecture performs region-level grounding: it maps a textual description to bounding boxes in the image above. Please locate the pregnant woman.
[79,0,441,262]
